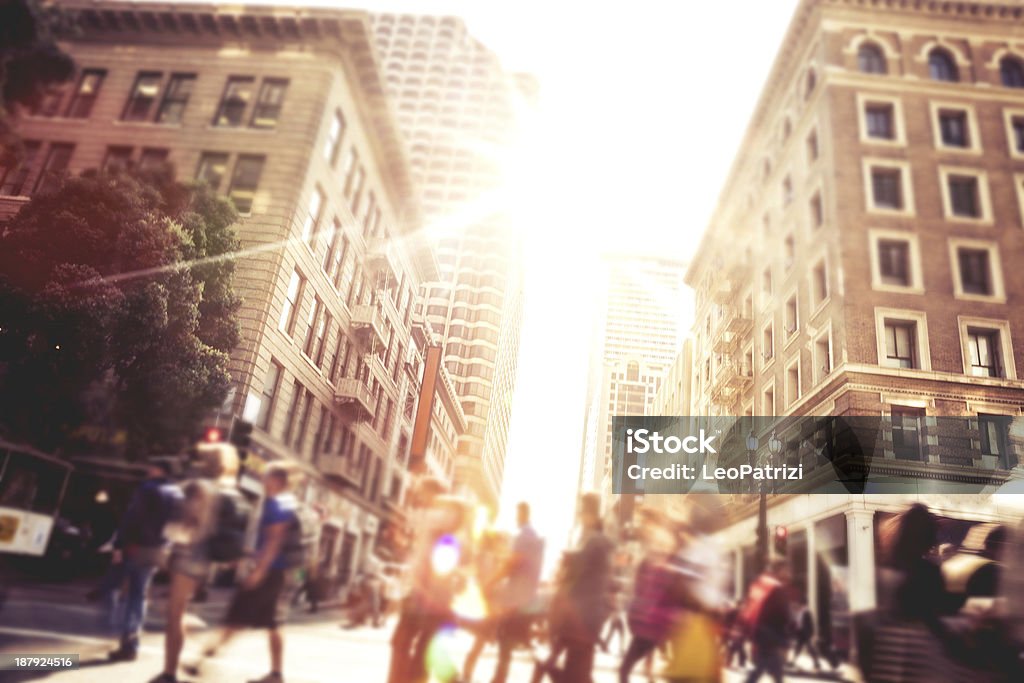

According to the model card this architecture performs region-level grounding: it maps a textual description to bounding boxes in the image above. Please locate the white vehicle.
[0,440,72,557]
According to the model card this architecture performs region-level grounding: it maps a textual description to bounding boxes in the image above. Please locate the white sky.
[139,0,801,549]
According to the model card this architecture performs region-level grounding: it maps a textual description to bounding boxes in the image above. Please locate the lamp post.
[750,431,783,575]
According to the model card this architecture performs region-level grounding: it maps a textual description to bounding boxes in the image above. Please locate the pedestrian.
[105,460,182,662]
[151,442,243,683]
[199,464,300,683]
[599,579,628,656]
[740,560,791,683]
[487,502,545,683]
[462,528,511,683]
[364,558,385,627]
[722,601,748,669]
[619,508,683,683]
[534,492,612,683]
[291,563,319,614]
[387,478,471,683]
[789,598,823,671]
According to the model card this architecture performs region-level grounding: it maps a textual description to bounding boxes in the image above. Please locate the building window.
[762,322,775,363]
[301,186,325,246]
[877,238,911,287]
[122,72,162,121]
[891,407,925,460]
[279,269,305,335]
[257,360,282,430]
[814,330,832,383]
[195,152,229,191]
[0,140,40,196]
[251,78,288,129]
[858,42,887,74]
[782,175,793,204]
[928,48,959,82]
[865,103,895,139]
[805,69,817,99]
[786,360,801,406]
[882,319,918,368]
[1001,56,1024,88]
[761,267,773,297]
[871,168,902,209]
[214,76,255,127]
[155,73,196,124]
[783,234,795,270]
[34,143,73,195]
[811,260,828,307]
[809,192,823,228]
[139,147,169,173]
[282,380,305,446]
[785,294,799,339]
[938,108,970,147]
[966,328,1002,377]
[979,415,1013,467]
[65,69,105,119]
[1009,114,1024,155]
[103,145,133,173]
[324,110,346,165]
[345,160,366,213]
[807,129,819,162]
[227,154,265,214]
[763,383,775,415]
[957,247,991,295]
[948,174,979,217]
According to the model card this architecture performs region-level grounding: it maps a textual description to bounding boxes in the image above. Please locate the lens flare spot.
[431,535,460,576]
[425,626,459,682]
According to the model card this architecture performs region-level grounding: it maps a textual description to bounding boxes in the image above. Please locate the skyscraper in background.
[578,254,690,505]
[370,13,534,509]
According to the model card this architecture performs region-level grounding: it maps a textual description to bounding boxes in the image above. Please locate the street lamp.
[754,431,784,574]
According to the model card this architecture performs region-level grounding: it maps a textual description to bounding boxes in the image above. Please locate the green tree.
[0,166,242,457]
[1,0,76,159]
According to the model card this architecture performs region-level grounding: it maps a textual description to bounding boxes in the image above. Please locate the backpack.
[205,489,252,563]
[280,508,313,570]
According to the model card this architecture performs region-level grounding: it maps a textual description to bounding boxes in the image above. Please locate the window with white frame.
[858,94,905,145]
[875,308,930,370]
[863,159,914,214]
[1003,109,1024,159]
[813,328,832,384]
[869,230,922,292]
[811,258,829,308]
[931,103,980,152]
[762,381,776,415]
[784,293,799,341]
[762,321,775,364]
[949,239,1004,302]
[786,358,801,407]
[939,167,992,222]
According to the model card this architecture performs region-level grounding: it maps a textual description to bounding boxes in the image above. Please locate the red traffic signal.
[773,525,789,556]
[203,427,223,443]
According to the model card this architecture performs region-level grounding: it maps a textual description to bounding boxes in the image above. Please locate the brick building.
[0,1,466,588]
[686,0,1024,658]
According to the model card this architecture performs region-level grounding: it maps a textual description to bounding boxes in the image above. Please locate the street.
[0,582,849,683]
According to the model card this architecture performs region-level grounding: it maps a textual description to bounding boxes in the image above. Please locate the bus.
[0,440,72,557]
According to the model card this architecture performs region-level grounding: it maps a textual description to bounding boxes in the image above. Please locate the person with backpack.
[201,464,299,683]
[104,460,182,662]
[740,560,792,683]
[151,442,243,683]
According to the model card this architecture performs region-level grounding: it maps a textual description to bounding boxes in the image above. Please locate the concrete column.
[805,519,818,633]
[845,508,877,612]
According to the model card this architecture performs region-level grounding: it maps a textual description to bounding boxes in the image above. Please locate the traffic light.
[773,525,789,556]
[203,426,223,443]
[229,417,253,461]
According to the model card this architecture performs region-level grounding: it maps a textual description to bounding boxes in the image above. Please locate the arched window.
[1001,56,1024,88]
[928,48,959,82]
[857,42,887,74]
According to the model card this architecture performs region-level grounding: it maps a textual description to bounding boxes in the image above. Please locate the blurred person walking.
[387,478,471,683]
[788,598,824,672]
[462,528,510,682]
[739,560,791,683]
[195,465,299,683]
[533,492,612,683]
[487,502,545,683]
[151,443,245,683]
[618,508,683,683]
[104,460,182,662]
[722,601,748,669]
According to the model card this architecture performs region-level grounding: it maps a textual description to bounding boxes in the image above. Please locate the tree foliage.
[0,167,242,457]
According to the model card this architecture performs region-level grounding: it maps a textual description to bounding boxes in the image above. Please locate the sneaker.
[108,646,139,662]
[247,673,283,683]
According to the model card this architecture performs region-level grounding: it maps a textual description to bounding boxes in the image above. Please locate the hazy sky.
[137,0,801,547]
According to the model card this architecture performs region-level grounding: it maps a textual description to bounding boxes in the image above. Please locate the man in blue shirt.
[107,460,182,661]
[218,465,297,683]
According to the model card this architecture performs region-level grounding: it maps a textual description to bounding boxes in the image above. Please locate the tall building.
[370,13,532,508]
[578,254,690,500]
[0,1,464,589]
[687,0,1024,657]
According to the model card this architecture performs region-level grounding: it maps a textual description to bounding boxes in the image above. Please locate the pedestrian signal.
[773,525,789,556]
